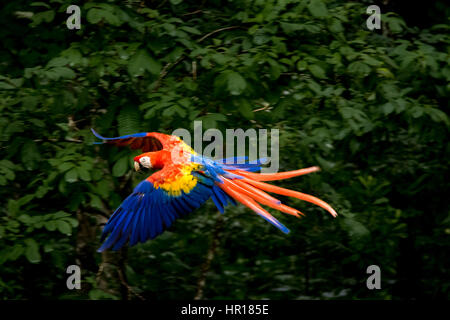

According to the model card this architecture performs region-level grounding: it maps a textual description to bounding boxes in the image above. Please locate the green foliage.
[0,0,448,300]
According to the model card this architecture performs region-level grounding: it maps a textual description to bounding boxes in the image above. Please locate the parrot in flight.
[91,129,337,252]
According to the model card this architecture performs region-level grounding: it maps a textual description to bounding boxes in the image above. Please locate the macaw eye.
[139,156,152,168]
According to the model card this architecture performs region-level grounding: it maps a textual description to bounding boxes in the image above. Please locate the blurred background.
[0,0,448,300]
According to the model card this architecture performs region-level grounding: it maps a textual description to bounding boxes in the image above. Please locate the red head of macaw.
[92,129,337,252]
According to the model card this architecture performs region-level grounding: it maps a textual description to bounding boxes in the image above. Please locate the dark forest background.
[0,0,448,300]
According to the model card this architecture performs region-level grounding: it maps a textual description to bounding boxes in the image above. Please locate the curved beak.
[134,161,140,172]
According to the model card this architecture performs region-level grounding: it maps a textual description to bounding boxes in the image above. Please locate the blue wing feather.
[139,195,149,243]
[129,205,143,246]
[98,178,214,252]
[211,193,224,214]
[91,128,147,140]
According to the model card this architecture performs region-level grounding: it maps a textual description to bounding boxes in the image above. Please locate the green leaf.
[377,68,394,78]
[24,238,41,263]
[53,211,70,219]
[329,19,343,33]
[47,57,70,68]
[234,99,254,120]
[30,10,55,27]
[425,107,449,125]
[307,80,322,94]
[31,2,51,9]
[0,159,15,169]
[58,162,74,172]
[18,195,34,207]
[385,15,406,33]
[45,67,76,80]
[77,167,91,182]
[180,26,201,35]
[28,118,44,127]
[7,199,19,216]
[21,140,41,170]
[89,289,119,300]
[225,71,247,96]
[56,220,72,235]
[307,0,328,18]
[198,113,227,129]
[44,221,57,231]
[267,59,282,79]
[341,218,370,239]
[348,61,371,77]
[112,156,129,177]
[118,105,141,135]
[65,218,79,228]
[280,23,304,33]
[309,64,326,79]
[86,8,103,24]
[253,29,270,45]
[128,49,162,77]
[0,81,15,89]
[162,105,186,118]
[90,194,103,210]
[96,180,111,198]
[381,102,395,115]
[86,7,121,26]
[65,168,78,183]
[8,245,25,261]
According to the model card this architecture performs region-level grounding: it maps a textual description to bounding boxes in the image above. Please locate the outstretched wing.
[98,163,213,252]
[91,128,166,152]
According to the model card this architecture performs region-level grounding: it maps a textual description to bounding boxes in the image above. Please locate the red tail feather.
[218,181,290,233]
[233,166,320,181]
[221,167,337,220]
[232,179,303,218]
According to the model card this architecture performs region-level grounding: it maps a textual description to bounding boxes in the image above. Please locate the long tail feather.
[232,179,303,217]
[218,181,290,233]
[223,178,300,218]
[225,178,281,205]
[203,158,337,232]
[216,165,336,225]
[232,166,320,181]
[242,178,338,218]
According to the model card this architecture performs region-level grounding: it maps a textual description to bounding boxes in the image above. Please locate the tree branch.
[197,26,240,43]
[194,214,223,300]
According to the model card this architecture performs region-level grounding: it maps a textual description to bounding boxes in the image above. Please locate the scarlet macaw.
[92,129,337,252]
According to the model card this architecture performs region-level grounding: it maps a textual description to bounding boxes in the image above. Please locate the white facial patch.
[139,156,152,168]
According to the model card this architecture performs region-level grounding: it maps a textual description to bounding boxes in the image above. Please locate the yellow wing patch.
[157,163,201,197]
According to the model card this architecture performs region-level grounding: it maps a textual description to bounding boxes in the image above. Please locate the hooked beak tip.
[134,161,140,171]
